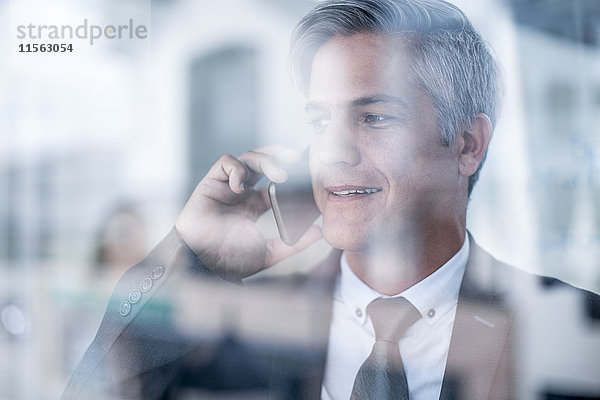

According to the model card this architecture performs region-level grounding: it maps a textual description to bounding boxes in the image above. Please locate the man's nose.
[314,120,360,166]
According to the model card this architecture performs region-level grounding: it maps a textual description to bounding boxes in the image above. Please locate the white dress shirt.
[321,238,469,400]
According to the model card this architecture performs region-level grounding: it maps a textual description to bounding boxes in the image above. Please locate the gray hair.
[290,0,502,195]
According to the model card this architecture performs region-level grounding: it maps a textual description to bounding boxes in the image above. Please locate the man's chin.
[322,225,371,252]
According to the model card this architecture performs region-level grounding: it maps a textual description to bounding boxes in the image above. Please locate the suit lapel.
[439,236,515,400]
[278,239,517,400]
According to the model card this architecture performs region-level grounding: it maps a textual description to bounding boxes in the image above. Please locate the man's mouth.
[330,188,382,197]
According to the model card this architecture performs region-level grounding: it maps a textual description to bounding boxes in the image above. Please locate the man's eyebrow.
[350,95,409,108]
[304,95,410,112]
[304,101,331,113]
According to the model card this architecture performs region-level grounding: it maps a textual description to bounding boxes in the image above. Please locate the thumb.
[264,225,323,267]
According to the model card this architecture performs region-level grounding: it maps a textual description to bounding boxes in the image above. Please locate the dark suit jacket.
[63,229,600,400]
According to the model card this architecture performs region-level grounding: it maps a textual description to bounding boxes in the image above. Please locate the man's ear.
[458,113,492,177]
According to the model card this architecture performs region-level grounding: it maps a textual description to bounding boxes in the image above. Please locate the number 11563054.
[18,43,73,53]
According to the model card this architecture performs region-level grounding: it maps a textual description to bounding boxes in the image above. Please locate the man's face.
[307,33,463,252]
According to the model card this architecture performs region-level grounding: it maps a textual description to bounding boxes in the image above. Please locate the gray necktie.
[350,297,421,400]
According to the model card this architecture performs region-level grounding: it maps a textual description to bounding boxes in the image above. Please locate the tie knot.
[367,297,421,343]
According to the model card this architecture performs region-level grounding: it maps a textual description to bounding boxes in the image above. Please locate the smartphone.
[268,150,320,246]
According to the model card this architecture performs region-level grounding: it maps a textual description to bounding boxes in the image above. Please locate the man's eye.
[363,114,387,124]
[308,118,330,130]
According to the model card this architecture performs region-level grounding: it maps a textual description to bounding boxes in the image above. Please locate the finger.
[195,179,244,205]
[264,225,323,267]
[253,145,302,164]
[238,151,288,184]
[205,154,249,194]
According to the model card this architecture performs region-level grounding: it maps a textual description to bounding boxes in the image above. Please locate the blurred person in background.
[94,203,148,287]
[63,0,600,399]
[60,204,149,382]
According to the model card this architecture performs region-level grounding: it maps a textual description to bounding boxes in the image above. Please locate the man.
[64,0,600,399]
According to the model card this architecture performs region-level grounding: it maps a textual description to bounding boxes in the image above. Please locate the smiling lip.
[325,185,382,201]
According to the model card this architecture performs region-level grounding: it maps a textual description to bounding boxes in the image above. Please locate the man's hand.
[175,146,323,281]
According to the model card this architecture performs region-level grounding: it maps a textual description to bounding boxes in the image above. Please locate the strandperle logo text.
[16,19,148,45]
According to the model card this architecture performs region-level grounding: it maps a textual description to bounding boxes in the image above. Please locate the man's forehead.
[307,33,419,108]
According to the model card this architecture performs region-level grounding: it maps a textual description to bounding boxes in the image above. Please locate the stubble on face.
[307,33,464,255]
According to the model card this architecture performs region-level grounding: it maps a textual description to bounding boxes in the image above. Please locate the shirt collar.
[339,237,469,326]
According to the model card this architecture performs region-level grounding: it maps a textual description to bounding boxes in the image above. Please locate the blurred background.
[0,0,599,398]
